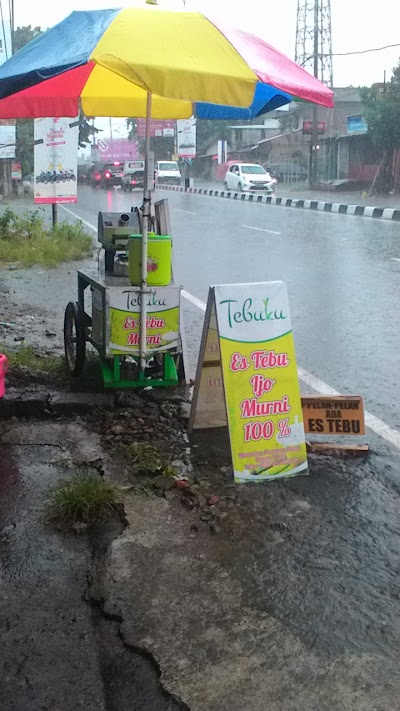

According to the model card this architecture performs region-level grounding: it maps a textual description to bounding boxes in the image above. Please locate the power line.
[331,42,400,57]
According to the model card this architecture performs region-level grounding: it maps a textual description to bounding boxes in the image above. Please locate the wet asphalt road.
[63,185,400,434]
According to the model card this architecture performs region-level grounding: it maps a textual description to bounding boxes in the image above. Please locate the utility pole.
[295,1,333,86]
[310,1,319,186]
[295,1,333,186]
[109,117,114,159]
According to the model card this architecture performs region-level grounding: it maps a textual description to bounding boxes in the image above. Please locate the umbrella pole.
[140,90,152,373]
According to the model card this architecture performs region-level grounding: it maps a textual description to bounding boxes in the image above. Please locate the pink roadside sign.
[34,117,79,204]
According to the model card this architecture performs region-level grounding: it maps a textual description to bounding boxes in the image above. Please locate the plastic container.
[128,233,172,286]
[0,353,8,399]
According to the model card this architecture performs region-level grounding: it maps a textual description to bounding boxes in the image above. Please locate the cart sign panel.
[214,282,308,482]
[34,117,79,204]
[109,286,180,354]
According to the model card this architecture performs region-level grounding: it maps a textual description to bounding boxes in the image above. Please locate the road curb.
[0,389,114,419]
[159,185,400,222]
[0,387,189,419]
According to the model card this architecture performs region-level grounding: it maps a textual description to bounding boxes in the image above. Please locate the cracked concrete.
[2,416,400,710]
[93,443,400,711]
[0,420,194,711]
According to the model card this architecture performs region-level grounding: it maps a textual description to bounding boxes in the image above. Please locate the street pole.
[109,117,113,159]
[10,0,14,51]
[52,204,57,228]
[310,0,319,187]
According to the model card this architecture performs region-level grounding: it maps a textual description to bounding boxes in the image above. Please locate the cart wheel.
[64,302,86,376]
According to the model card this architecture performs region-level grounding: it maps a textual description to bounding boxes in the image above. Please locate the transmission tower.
[295,0,333,87]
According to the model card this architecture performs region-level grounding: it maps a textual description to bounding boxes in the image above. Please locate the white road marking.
[242,224,281,235]
[59,205,98,233]
[175,208,196,215]
[181,289,206,312]
[60,204,400,449]
[390,257,400,262]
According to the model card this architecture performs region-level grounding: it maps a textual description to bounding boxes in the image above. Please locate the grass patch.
[45,472,117,527]
[1,344,66,375]
[123,442,175,477]
[0,208,93,267]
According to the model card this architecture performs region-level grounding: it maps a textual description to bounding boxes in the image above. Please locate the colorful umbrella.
[0,8,333,118]
[0,7,333,371]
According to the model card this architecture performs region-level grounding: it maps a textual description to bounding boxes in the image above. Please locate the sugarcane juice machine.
[63,199,186,388]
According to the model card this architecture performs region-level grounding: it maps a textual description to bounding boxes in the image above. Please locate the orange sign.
[301,396,365,436]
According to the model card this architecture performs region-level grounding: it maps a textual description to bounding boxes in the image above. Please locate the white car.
[156,160,181,185]
[224,163,276,193]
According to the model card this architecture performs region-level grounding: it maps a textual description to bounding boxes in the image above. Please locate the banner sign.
[302,120,326,135]
[34,117,79,204]
[0,121,16,158]
[137,119,175,138]
[347,115,368,135]
[108,286,180,354]
[177,117,196,158]
[11,161,21,180]
[190,282,307,483]
[302,396,365,436]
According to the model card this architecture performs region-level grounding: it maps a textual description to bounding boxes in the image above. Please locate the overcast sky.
[11,0,400,141]
[14,0,400,88]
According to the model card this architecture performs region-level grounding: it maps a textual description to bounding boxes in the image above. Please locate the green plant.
[45,473,117,527]
[0,209,93,267]
[123,442,175,477]
[1,344,66,375]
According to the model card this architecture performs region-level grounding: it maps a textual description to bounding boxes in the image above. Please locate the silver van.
[122,160,145,191]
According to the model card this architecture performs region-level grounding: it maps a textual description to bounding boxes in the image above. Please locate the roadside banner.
[190,282,308,482]
[177,117,196,158]
[34,117,79,204]
[0,119,15,158]
[11,161,21,180]
[302,395,365,436]
[137,118,175,138]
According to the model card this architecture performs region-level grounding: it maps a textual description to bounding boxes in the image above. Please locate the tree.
[196,119,232,147]
[78,114,99,149]
[126,118,137,141]
[15,120,34,176]
[11,27,43,176]
[361,63,400,193]
[13,25,42,53]
[12,26,98,175]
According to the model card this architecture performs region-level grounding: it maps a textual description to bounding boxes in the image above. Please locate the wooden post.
[52,203,57,228]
